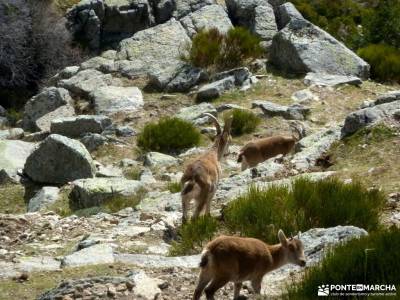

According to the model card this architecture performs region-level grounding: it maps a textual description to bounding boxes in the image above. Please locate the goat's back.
[182,152,220,185]
[245,136,295,160]
[204,236,272,281]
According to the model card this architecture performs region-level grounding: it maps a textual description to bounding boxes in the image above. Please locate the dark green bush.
[183,27,263,71]
[287,228,400,298]
[169,215,218,256]
[229,109,261,136]
[358,44,400,82]
[224,177,385,243]
[137,117,201,154]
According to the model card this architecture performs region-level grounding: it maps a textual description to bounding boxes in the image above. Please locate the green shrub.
[229,109,261,136]
[224,177,385,243]
[183,27,263,71]
[358,44,400,82]
[137,117,201,154]
[286,228,400,298]
[169,215,218,256]
[167,181,182,193]
[123,167,141,180]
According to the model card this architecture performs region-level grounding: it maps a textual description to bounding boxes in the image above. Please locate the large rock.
[129,271,163,300]
[197,76,236,102]
[175,102,217,125]
[70,177,144,208]
[80,133,108,152]
[0,140,35,183]
[58,69,116,97]
[304,72,362,87]
[226,0,277,47]
[252,100,310,120]
[116,19,191,89]
[24,134,96,184]
[62,243,114,267]
[162,65,208,92]
[35,105,76,132]
[90,86,144,114]
[276,2,304,29]
[144,152,179,168]
[292,126,341,171]
[342,100,400,137]
[28,187,60,212]
[22,87,73,131]
[180,4,232,37]
[270,19,370,79]
[173,0,216,19]
[51,115,112,138]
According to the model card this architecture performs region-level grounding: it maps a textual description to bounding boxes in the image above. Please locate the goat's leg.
[233,282,242,299]
[241,156,249,171]
[192,186,210,220]
[204,185,217,216]
[205,277,229,300]
[193,269,212,300]
[251,277,262,295]
[181,194,191,224]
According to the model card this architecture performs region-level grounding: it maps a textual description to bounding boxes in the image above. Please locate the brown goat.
[180,114,232,224]
[237,125,303,171]
[193,230,306,300]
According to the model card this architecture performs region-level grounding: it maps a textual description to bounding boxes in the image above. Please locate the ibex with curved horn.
[180,113,232,223]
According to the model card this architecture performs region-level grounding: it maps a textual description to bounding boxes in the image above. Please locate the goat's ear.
[278,229,288,247]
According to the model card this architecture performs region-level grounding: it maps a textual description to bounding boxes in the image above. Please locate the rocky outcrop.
[28,187,60,212]
[304,72,362,87]
[270,19,370,79]
[22,87,74,132]
[50,115,112,138]
[276,2,304,29]
[70,177,144,208]
[90,86,144,115]
[226,0,277,48]
[252,100,309,120]
[180,4,232,37]
[0,140,35,183]
[24,134,96,184]
[342,100,400,137]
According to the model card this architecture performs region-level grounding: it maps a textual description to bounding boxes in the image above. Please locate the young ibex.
[193,230,306,300]
[237,124,303,171]
[180,113,232,223]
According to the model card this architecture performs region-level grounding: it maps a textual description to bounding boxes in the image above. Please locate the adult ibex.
[181,113,232,223]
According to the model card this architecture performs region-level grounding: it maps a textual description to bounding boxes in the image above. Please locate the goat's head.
[278,229,306,267]
[203,113,232,160]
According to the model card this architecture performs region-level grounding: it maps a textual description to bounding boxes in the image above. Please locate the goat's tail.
[181,171,208,196]
[181,180,195,195]
[199,250,210,268]
[237,152,244,163]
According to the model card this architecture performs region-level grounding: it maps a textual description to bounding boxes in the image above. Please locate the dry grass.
[0,184,26,214]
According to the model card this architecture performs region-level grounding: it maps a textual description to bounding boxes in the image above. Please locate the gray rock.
[96,164,123,178]
[211,67,251,86]
[22,87,73,131]
[58,66,80,79]
[22,131,50,143]
[0,128,24,140]
[101,49,117,60]
[116,19,191,88]
[115,253,200,268]
[80,56,116,73]
[197,76,236,102]
[292,126,341,171]
[173,0,216,19]
[252,100,309,120]
[226,0,277,46]
[70,177,144,208]
[129,271,163,300]
[291,89,318,102]
[16,256,61,273]
[180,4,232,38]
[139,168,157,185]
[28,187,60,212]
[35,105,76,132]
[0,105,6,117]
[270,19,370,79]
[342,100,400,137]
[51,115,112,138]
[175,102,217,125]
[90,86,144,115]
[304,72,362,87]
[24,134,96,184]
[276,2,304,30]
[374,90,400,106]
[162,65,208,93]
[0,117,8,128]
[80,133,107,152]
[0,140,35,183]
[144,152,178,168]
[116,125,136,137]
[217,103,248,113]
[58,69,116,97]
[62,243,114,267]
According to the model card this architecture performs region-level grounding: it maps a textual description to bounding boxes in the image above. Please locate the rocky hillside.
[0,0,399,299]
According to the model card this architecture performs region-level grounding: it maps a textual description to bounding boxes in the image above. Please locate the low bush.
[137,117,201,154]
[224,177,385,243]
[123,167,141,180]
[358,44,400,82]
[167,181,182,193]
[286,228,400,298]
[183,27,263,71]
[169,215,218,256]
[229,109,261,136]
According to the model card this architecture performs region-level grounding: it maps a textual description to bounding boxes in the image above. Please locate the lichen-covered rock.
[51,115,112,138]
[24,134,96,184]
[270,19,370,79]
[22,87,73,131]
